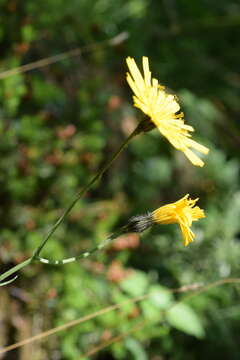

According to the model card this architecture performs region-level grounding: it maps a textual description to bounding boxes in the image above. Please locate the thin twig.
[0,294,149,355]
[80,277,240,358]
[0,32,129,79]
[1,277,240,355]
[81,320,149,358]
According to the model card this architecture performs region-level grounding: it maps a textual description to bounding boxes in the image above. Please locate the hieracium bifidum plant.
[0,56,209,286]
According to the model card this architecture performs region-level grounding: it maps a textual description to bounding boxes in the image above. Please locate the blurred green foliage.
[0,0,240,359]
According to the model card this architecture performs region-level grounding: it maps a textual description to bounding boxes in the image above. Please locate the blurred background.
[0,0,240,359]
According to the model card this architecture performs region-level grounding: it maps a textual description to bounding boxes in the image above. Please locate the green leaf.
[149,285,173,309]
[166,303,205,338]
[112,289,136,314]
[125,338,148,360]
[140,301,162,321]
[120,270,148,297]
[21,25,36,42]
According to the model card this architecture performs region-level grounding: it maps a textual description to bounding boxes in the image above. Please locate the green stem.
[0,258,32,286]
[36,228,125,266]
[0,124,142,285]
[32,125,140,259]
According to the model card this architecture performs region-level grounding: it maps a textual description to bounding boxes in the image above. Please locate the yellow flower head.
[152,194,205,246]
[126,56,209,167]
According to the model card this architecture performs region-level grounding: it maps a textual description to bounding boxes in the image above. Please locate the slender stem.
[0,123,143,285]
[36,228,126,265]
[0,258,32,285]
[32,126,140,259]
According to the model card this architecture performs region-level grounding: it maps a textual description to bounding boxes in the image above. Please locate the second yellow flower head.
[152,194,205,246]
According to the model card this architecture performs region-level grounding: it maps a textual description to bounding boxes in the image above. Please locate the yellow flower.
[126,56,209,167]
[152,194,205,246]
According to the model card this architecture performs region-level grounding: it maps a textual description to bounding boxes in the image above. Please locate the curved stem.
[32,125,140,259]
[36,228,126,265]
[0,258,32,286]
[0,121,144,286]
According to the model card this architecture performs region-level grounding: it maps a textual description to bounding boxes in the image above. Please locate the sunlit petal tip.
[126,56,133,63]
[203,146,210,155]
[142,56,149,66]
[197,161,204,168]
[184,148,205,167]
